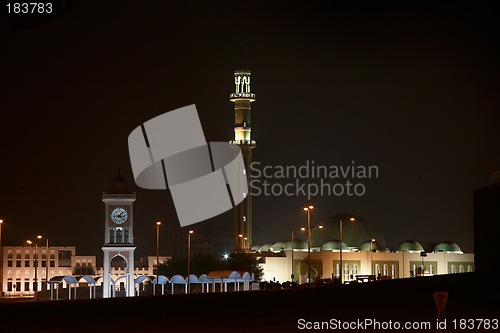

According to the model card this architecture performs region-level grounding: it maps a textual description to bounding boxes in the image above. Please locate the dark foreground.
[0,271,498,333]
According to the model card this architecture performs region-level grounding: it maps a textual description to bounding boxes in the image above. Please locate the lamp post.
[339,217,355,284]
[155,221,161,277]
[37,235,49,290]
[0,219,3,296]
[303,205,314,284]
[291,229,294,282]
[370,238,375,276]
[187,230,193,293]
[27,240,38,292]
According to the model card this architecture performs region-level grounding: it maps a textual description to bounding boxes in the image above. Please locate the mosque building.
[255,214,474,284]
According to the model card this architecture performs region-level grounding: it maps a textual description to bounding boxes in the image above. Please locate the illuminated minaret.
[230,49,256,252]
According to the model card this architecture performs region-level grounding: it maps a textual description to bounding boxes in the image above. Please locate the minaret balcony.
[230,92,256,101]
[230,139,256,146]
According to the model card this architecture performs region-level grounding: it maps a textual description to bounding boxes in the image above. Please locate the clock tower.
[102,171,136,297]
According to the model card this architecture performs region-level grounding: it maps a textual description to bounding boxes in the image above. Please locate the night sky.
[1,1,499,262]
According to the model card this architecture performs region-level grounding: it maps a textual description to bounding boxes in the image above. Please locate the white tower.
[102,172,136,297]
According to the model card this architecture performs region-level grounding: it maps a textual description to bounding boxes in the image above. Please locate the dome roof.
[250,245,261,251]
[321,240,349,251]
[396,240,424,252]
[270,241,286,253]
[433,241,463,253]
[283,239,308,251]
[311,214,386,249]
[106,172,132,194]
[258,244,272,252]
[359,240,386,252]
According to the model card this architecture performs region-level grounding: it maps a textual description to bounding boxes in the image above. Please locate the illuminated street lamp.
[187,230,194,293]
[155,221,161,277]
[370,238,376,276]
[238,234,244,251]
[37,235,49,290]
[303,205,314,284]
[339,217,355,284]
[0,219,3,296]
[26,240,38,292]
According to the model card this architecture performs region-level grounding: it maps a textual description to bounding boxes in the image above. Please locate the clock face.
[111,208,128,225]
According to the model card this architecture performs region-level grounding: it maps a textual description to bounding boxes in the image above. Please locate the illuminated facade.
[230,52,256,252]
[0,245,94,296]
[256,214,475,284]
[102,172,136,297]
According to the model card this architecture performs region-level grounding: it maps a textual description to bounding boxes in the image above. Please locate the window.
[58,250,72,267]
[375,264,380,276]
[16,260,21,267]
[7,260,13,267]
[50,260,55,268]
[25,260,30,267]
[24,282,30,292]
[41,260,47,268]
[429,264,434,275]
[352,264,358,277]
[459,265,464,273]
[467,265,473,272]
[383,264,388,276]
[335,263,340,278]
[450,265,456,274]
[391,264,396,279]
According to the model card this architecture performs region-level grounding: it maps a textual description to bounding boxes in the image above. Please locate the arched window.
[352,264,358,277]
[335,263,340,278]
[412,264,416,277]
[391,264,396,279]
[344,263,349,281]
[459,265,464,273]
[467,265,473,272]
[375,264,380,276]
[429,264,434,275]
[450,265,456,274]
[383,264,388,276]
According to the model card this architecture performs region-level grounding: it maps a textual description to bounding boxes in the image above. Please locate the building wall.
[1,246,87,295]
[259,250,474,284]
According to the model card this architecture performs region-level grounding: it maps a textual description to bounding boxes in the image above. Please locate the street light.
[155,221,161,278]
[303,205,314,284]
[238,234,244,251]
[187,230,194,293]
[370,238,375,276]
[339,217,355,284]
[26,240,38,292]
[37,235,49,290]
[0,219,3,296]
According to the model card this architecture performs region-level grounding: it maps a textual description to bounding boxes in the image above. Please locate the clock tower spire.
[230,45,256,252]
[102,171,136,297]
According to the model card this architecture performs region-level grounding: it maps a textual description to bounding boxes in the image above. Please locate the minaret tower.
[230,48,256,252]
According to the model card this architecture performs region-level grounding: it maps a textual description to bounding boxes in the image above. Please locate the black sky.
[1,1,499,260]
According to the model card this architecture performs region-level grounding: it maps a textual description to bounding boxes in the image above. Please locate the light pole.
[291,229,294,282]
[370,238,375,276]
[155,221,161,277]
[27,240,38,292]
[339,217,355,284]
[187,230,193,293]
[0,219,3,296]
[303,205,314,284]
[37,235,49,290]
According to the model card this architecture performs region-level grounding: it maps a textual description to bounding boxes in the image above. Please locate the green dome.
[311,214,386,249]
[359,240,386,251]
[283,239,308,251]
[270,241,286,252]
[433,241,463,253]
[258,244,272,252]
[321,240,349,251]
[396,240,424,252]
[251,245,261,251]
